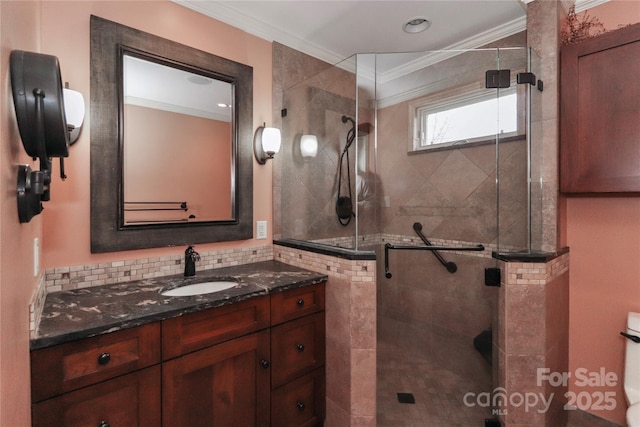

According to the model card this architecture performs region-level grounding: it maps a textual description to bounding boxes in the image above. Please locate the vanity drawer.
[162,295,270,360]
[271,368,325,427]
[271,312,325,389]
[32,365,161,427]
[31,323,160,402]
[271,283,325,326]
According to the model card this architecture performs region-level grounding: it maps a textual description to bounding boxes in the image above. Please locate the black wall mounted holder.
[10,50,71,223]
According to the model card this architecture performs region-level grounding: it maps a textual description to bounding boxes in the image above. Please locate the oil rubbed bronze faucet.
[184,245,201,277]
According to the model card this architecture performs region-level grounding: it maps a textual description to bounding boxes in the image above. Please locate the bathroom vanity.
[30,261,327,427]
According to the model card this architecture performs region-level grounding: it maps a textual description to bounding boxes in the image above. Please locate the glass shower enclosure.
[279,43,536,425]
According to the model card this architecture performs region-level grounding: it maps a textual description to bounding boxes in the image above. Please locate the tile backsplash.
[43,244,273,293]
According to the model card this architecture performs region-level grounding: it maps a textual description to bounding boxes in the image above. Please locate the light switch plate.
[256,221,267,239]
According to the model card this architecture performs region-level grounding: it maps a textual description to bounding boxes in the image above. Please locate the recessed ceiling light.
[403,17,431,34]
[186,74,212,85]
[217,103,229,108]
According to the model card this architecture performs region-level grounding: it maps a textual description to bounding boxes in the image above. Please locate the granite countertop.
[31,260,328,351]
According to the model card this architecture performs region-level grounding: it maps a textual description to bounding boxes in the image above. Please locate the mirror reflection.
[122,54,235,225]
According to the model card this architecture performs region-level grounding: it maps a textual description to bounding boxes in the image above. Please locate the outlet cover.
[256,221,267,239]
[33,237,39,277]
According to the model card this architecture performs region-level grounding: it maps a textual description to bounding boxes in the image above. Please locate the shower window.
[409,81,520,151]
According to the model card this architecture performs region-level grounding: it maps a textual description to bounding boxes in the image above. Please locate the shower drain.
[396,392,416,404]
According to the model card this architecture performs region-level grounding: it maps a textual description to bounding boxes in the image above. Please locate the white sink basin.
[161,281,237,297]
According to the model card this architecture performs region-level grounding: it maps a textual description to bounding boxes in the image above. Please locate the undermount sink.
[161,281,238,297]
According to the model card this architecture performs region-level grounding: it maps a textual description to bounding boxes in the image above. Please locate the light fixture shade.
[300,134,318,158]
[254,124,281,164]
[63,88,85,144]
[262,127,281,154]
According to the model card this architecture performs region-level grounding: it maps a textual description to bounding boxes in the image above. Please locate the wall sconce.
[63,87,85,144]
[300,134,318,158]
[253,123,281,164]
[10,50,78,222]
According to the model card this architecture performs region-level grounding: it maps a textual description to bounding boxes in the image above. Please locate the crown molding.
[522,0,609,13]
[378,15,526,84]
[173,0,346,67]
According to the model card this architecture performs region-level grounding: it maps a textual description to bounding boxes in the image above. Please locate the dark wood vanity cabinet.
[270,285,326,426]
[560,22,640,193]
[31,283,326,427]
[31,323,161,427]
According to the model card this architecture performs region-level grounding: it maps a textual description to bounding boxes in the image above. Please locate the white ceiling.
[174,0,606,75]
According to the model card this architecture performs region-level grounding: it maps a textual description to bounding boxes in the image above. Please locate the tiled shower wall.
[496,252,570,426]
[274,244,377,427]
[272,42,365,245]
[378,245,496,365]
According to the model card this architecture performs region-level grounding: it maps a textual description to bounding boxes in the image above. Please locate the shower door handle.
[620,332,640,343]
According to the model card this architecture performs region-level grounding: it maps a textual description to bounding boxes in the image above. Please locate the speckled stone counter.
[31,260,327,351]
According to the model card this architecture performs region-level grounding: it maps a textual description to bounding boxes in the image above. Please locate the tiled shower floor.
[377,339,493,427]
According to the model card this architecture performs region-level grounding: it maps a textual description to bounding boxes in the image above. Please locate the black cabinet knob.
[260,359,270,369]
[98,421,110,427]
[97,352,111,365]
[296,344,305,352]
[296,401,305,411]
[296,298,305,307]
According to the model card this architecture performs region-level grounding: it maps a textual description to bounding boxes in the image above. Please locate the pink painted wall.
[566,2,640,425]
[0,2,43,426]
[39,1,274,267]
[0,1,273,424]
[124,105,232,222]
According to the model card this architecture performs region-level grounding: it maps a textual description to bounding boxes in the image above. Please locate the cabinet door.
[32,365,160,427]
[560,22,640,193]
[271,368,325,427]
[162,330,270,427]
[271,312,325,389]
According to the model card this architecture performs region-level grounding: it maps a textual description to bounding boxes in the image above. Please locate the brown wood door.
[32,365,160,427]
[162,330,270,427]
[560,22,640,193]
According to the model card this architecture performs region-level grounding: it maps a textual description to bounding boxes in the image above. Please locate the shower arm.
[384,241,485,279]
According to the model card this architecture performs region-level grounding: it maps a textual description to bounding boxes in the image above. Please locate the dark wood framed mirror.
[90,16,253,253]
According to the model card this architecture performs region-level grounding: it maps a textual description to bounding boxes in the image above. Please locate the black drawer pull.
[296,401,305,411]
[296,298,305,307]
[260,359,270,369]
[97,352,111,365]
[98,421,110,427]
[296,344,305,352]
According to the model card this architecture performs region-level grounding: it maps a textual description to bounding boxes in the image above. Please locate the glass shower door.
[375,47,527,426]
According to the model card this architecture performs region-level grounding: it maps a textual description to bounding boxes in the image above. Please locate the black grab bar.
[384,238,484,279]
[412,222,458,273]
